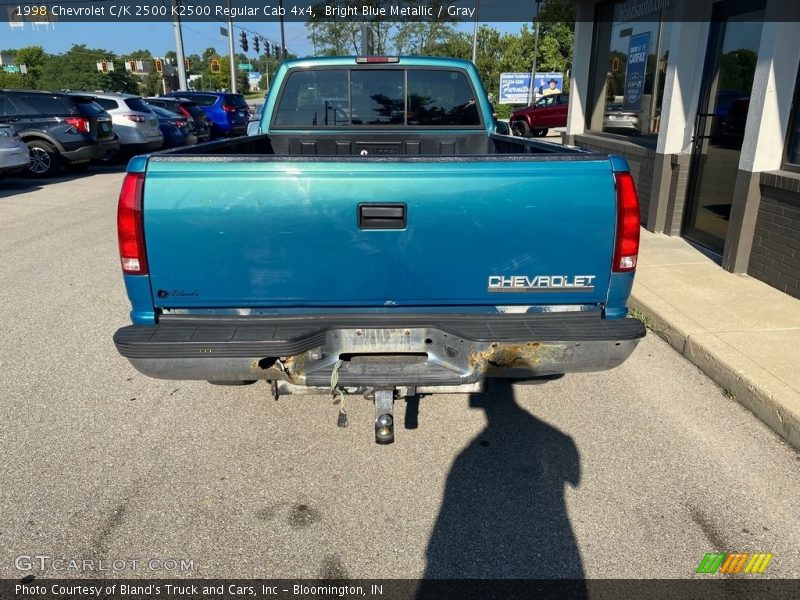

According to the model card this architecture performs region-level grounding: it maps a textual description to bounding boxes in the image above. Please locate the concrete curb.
[629,289,800,452]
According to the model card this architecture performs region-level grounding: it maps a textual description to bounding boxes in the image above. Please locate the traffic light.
[100,60,108,73]
[254,36,260,54]
[240,31,248,52]
[210,59,220,74]
[154,58,163,73]
[129,60,137,72]
[184,58,190,71]
[612,57,620,72]
[272,44,279,58]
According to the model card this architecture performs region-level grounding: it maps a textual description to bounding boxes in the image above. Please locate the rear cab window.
[273,67,482,129]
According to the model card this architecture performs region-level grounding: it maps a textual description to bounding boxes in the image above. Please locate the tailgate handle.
[358,203,407,230]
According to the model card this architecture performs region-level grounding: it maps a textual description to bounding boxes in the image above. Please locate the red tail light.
[117,172,148,275]
[65,116,90,133]
[175,119,187,128]
[221,104,236,112]
[612,172,640,272]
[355,56,400,64]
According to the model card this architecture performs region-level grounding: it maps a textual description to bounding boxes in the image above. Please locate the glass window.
[186,94,217,106]
[226,94,250,109]
[351,70,404,125]
[784,66,800,167]
[15,93,73,115]
[273,68,482,128]
[407,70,480,126]
[588,0,673,140]
[72,98,107,116]
[274,69,350,127]
[95,98,118,110]
[124,97,153,113]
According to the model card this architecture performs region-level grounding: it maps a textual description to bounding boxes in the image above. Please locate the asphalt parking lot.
[1,168,799,580]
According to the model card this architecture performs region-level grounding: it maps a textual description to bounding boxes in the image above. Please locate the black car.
[145,96,211,142]
[0,89,119,177]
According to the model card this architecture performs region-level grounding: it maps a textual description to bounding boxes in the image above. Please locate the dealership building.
[564,0,800,299]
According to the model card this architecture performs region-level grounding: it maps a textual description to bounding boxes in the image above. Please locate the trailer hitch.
[374,389,395,445]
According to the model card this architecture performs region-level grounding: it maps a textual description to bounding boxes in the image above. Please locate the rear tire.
[207,380,257,386]
[26,140,61,178]
[510,120,530,137]
[533,128,549,137]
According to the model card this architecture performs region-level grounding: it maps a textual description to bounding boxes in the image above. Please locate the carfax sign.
[623,31,650,111]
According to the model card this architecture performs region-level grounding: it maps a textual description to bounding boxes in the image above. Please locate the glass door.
[682,0,764,253]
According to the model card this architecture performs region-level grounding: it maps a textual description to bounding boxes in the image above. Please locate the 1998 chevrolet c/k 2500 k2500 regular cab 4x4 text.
[113,56,645,443]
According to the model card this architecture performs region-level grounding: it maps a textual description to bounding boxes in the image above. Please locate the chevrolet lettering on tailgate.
[488,275,597,292]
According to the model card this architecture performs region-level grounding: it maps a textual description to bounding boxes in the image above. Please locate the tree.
[534,0,575,77]
[38,45,140,93]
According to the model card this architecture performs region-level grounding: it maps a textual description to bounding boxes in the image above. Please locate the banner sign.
[499,73,531,104]
[499,72,564,104]
[623,32,650,111]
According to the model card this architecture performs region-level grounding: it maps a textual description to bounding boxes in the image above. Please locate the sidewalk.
[629,230,800,450]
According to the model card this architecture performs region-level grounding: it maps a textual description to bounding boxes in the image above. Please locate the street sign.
[219,26,228,37]
[238,63,252,71]
[2,65,20,73]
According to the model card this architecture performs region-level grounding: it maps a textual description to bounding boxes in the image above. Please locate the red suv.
[510,93,569,137]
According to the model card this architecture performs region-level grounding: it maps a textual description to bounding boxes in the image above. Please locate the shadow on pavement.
[0,164,127,199]
[419,380,586,593]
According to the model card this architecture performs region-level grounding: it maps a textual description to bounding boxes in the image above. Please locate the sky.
[1,20,531,59]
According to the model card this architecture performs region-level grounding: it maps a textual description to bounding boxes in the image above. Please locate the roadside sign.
[238,63,252,71]
[2,65,20,73]
[499,73,531,104]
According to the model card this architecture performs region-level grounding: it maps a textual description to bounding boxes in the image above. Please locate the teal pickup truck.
[114,56,644,443]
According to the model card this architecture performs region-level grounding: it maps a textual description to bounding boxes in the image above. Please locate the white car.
[0,123,30,177]
[72,92,164,156]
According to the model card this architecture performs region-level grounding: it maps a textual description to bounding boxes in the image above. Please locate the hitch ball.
[375,413,394,445]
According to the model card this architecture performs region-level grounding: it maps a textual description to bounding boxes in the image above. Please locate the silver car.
[0,123,30,177]
[603,104,641,134]
[74,92,164,155]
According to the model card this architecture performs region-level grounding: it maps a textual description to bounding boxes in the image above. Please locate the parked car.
[603,103,641,134]
[0,89,119,177]
[145,97,211,143]
[166,91,250,138]
[148,105,197,147]
[510,93,569,137]
[0,121,31,178]
[246,103,264,136]
[113,57,645,445]
[74,92,163,157]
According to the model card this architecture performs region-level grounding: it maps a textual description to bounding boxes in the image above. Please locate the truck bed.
[156,132,593,158]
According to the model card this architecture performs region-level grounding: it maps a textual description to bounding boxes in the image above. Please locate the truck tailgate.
[142,157,617,309]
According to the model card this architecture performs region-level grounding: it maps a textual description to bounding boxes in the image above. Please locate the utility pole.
[471,0,479,64]
[226,0,237,92]
[172,0,188,90]
[528,0,543,105]
[279,0,286,58]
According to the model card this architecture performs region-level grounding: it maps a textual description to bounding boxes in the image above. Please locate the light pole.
[471,0,479,64]
[226,0,236,92]
[172,0,188,91]
[528,0,543,105]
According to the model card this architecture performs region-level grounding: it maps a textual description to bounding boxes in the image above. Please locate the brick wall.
[573,134,656,225]
[750,172,800,299]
